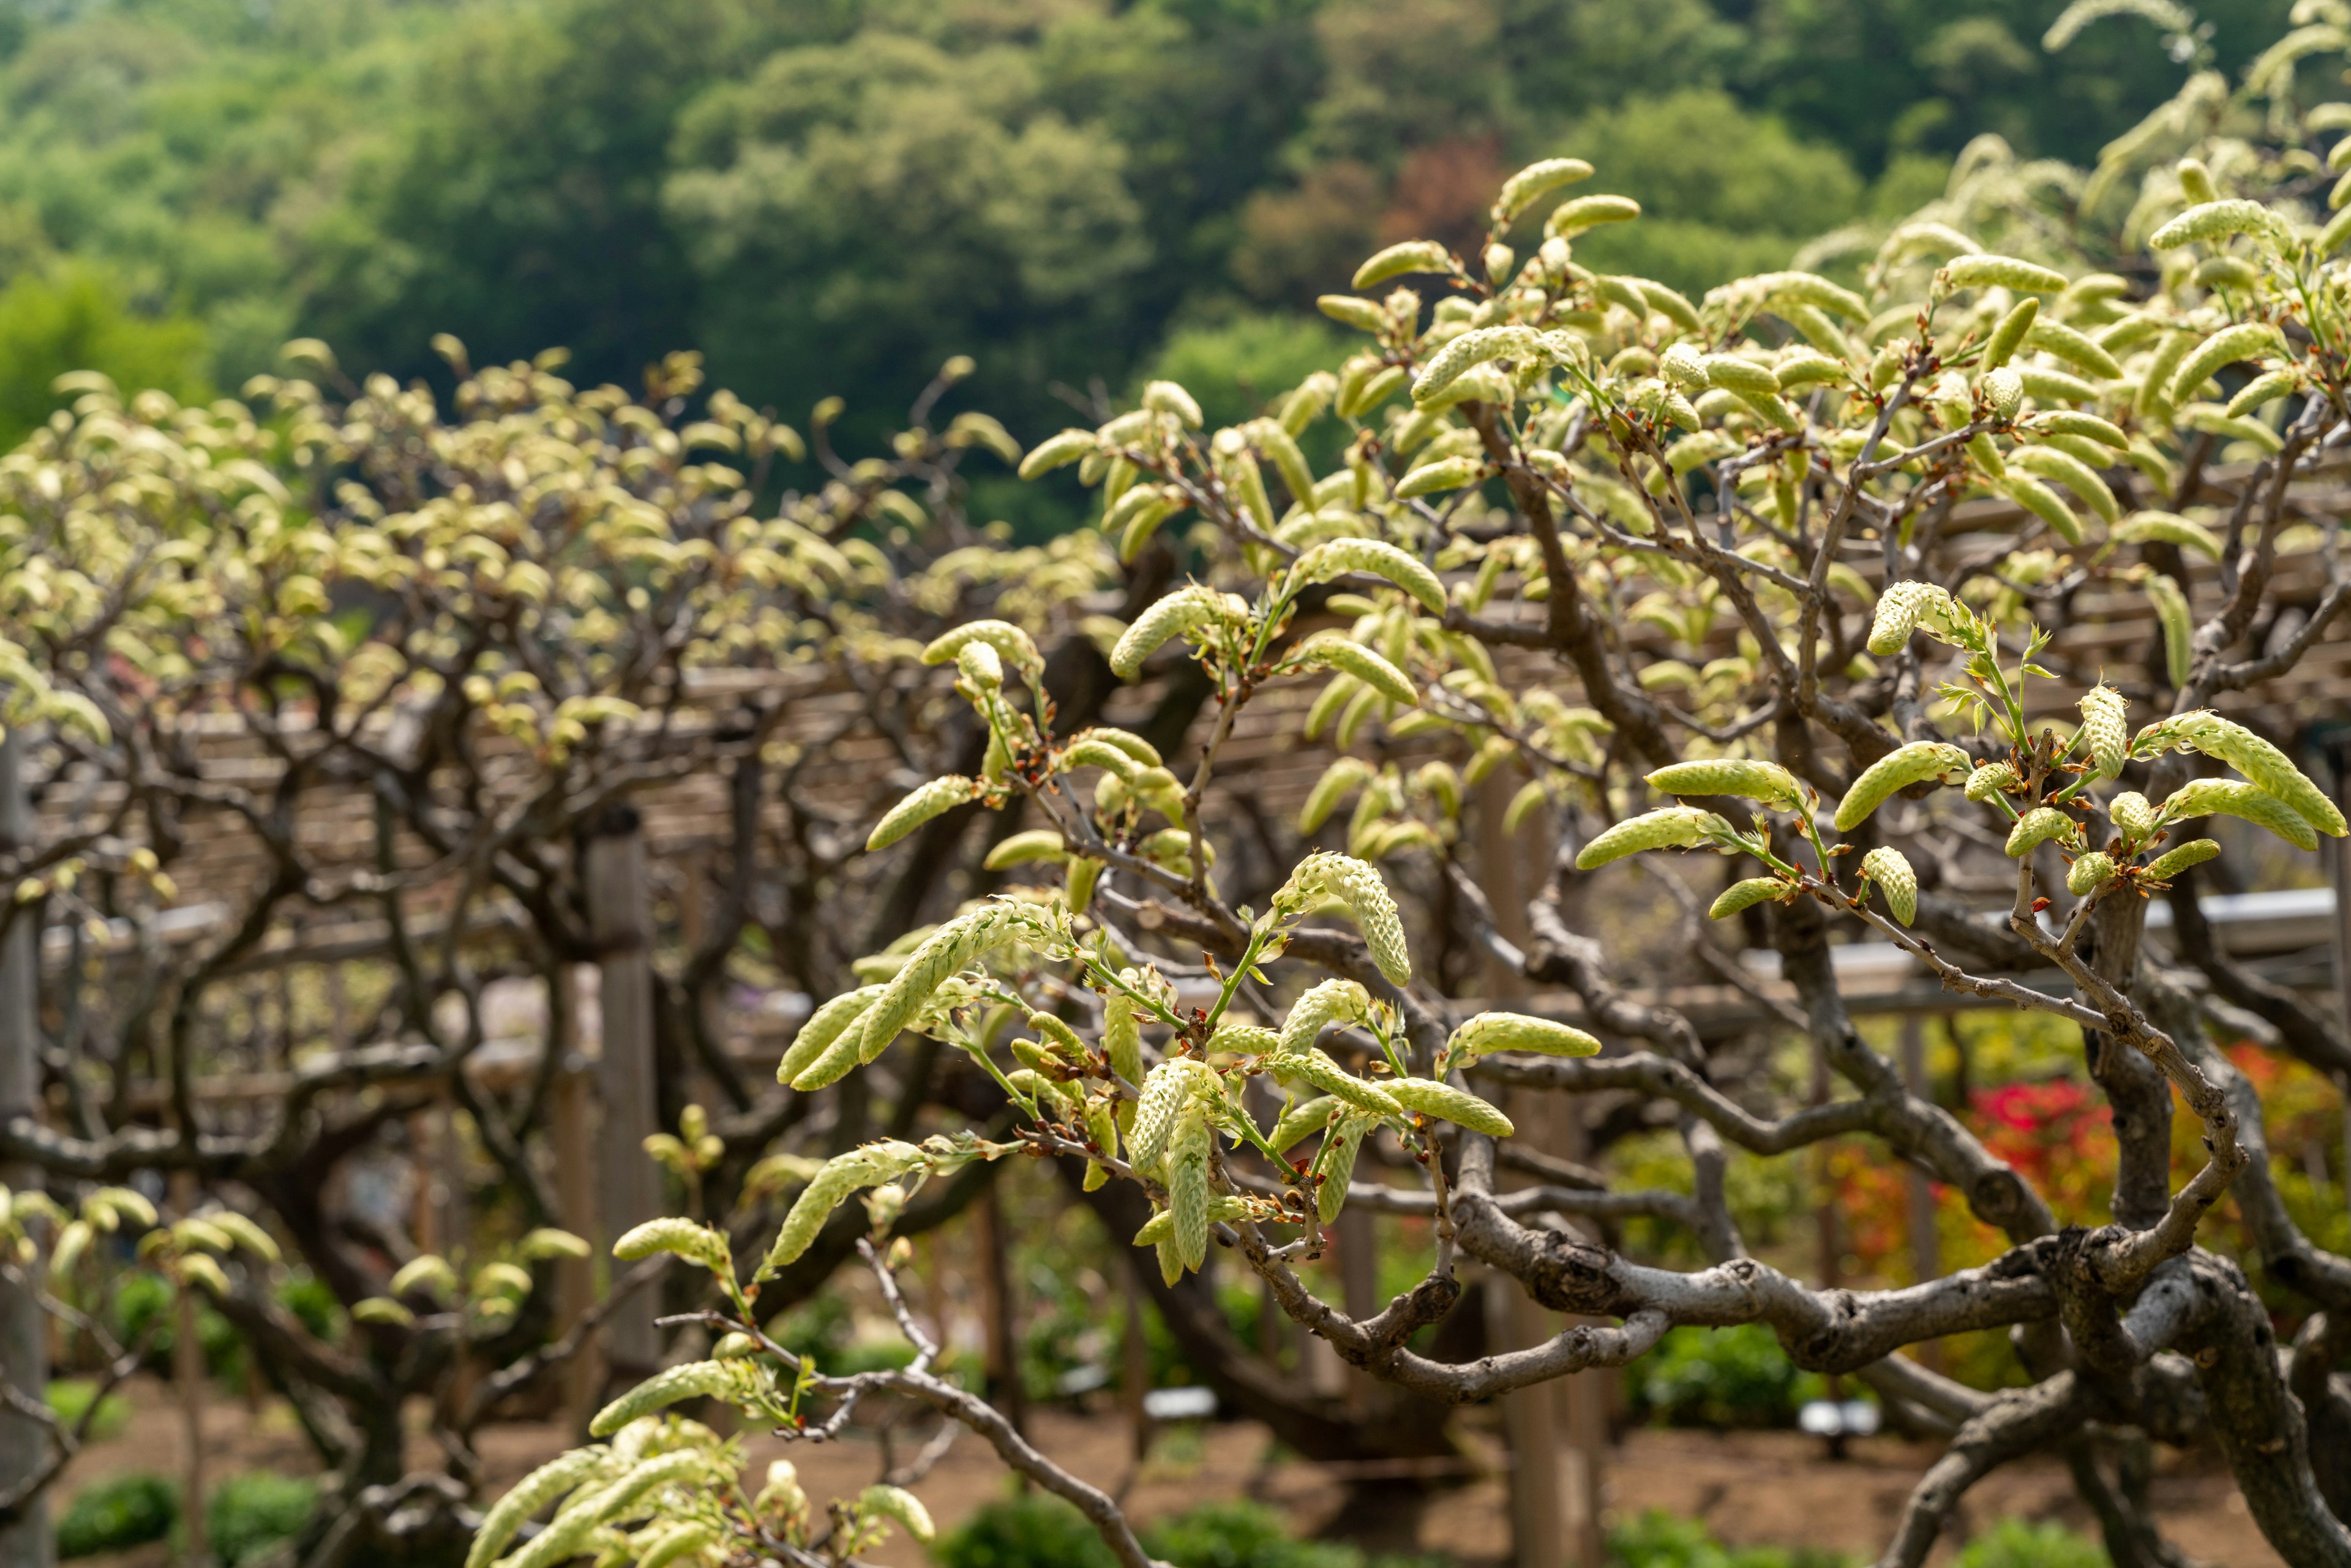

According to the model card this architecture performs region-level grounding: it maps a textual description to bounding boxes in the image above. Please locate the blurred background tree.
[0,0,2300,465]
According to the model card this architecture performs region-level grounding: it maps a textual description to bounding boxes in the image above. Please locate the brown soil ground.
[52,1378,2281,1566]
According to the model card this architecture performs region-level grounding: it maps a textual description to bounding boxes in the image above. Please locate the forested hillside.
[0,0,2298,467]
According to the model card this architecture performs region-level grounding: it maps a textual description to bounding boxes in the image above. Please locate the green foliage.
[55,1471,177,1561]
[1143,1501,1374,1568]
[1142,310,1353,442]
[276,1269,345,1345]
[0,0,2301,446]
[42,1380,129,1442]
[1952,1518,2110,1568]
[1609,1510,1847,1568]
[666,29,1153,444]
[1623,1326,1837,1430]
[1548,91,1866,294]
[937,1493,1441,1568]
[0,265,207,446]
[937,1491,1117,1568]
[205,1472,320,1567]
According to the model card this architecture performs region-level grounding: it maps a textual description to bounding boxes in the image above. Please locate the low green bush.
[1952,1518,2109,1568]
[55,1471,177,1560]
[1623,1326,1837,1430]
[936,1493,1442,1568]
[1604,1510,2108,1568]
[1609,1510,1845,1567]
[207,1472,320,1566]
[43,1380,130,1442]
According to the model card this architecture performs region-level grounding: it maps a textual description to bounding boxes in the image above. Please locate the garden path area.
[51,1378,2282,1566]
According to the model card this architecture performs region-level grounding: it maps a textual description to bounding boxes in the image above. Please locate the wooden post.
[1335,1204,1378,1410]
[1899,1015,1942,1370]
[1487,1278,1562,1568]
[170,1171,206,1566]
[548,960,601,1432]
[0,729,51,1566]
[2328,738,2351,1217]
[1122,1262,1152,1462]
[974,1182,1028,1438]
[585,808,660,1389]
[1478,774,1594,1567]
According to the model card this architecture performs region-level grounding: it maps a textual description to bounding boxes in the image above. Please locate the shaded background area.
[0,0,2300,520]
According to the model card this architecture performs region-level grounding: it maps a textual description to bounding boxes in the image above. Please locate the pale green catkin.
[1267,1097,1339,1155]
[1944,254,2069,292]
[1982,296,2039,369]
[611,1218,730,1274]
[1291,852,1414,985]
[2227,369,2299,418]
[588,1367,738,1438]
[2000,473,2084,544]
[1965,763,2019,803]
[1982,368,2024,421]
[1287,1046,1403,1115]
[1354,240,1451,289]
[2148,199,2293,252]
[764,1141,926,1269]
[1444,1011,1601,1064]
[2115,512,2221,558]
[1385,1078,1513,1136]
[983,829,1067,869]
[1833,743,1973,831]
[1644,758,1800,808]
[1206,1021,1280,1056]
[2145,573,2193,688]
[921,619,1043,680]
[1018,429,1096,479]
[2144,838,2222,880]
[1867,581,1959,655]
[846,902,1058,1071]
[1111,585,1244,677]
[2032,411,2130,448]
[1314,1115,1381,1223]
[1132,1196,1254,1247]
[1247,418,1315,503]
[1297,634,1417,705]
[2169,713,2347,838]
[2110,791,2158,842]
[2079,686,2128,780]
[777,985,883,1086]
[1709,878,1789,919]
[1575,808,1734,869]
[2006,807,2082,857]
[1129,1059,1214,1173]
[1396,454,1485,497]
[2169,322,2285,408]
[956,640,1002,691]
[2156,778,2320,851]
[1859,847,1918,925]
[2010,446,2118,522]
[1143,379,1203,428]
[636,1525,718,1568]
[1106,977,1146,1086]
[1414,326,1542,405]
[1285,538,1448,615]
[1494,157,1594,222]
[1166,1111,1212,1274]
[1278,978,1374,1056]
[866,776,980,853]
[470,1449,604,1568]
[2067,851,2117,896]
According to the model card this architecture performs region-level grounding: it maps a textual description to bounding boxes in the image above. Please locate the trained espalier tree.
[0,343,1125,1559]
[483,6,2351,1568]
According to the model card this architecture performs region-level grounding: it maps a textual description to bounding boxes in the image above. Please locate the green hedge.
[56,1472,176,1560]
